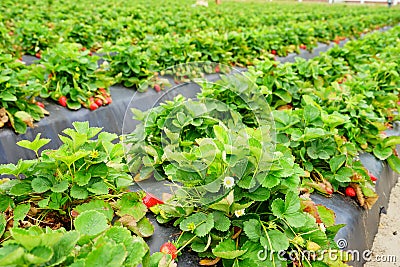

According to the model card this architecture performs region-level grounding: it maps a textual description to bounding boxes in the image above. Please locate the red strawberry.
[299,44,307,50]
[89,102,98,111]
[271,50,277,55]
[326,187,333,195]
[35,52,41,59]
[88,51,93,56]
[35,102,45,108]
[160,242,177,260]
[58,96,67,107]
[369,173,378,182]
[105,96,112,104]
[345,187,356,197]
[154,84,161,92]
[215,65,220,73]
[98,88,107,95]
[142,193,164,208]
[95,98,103,107]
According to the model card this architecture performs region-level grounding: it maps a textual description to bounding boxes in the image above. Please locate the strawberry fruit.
[89,102,98,111]
[160,242,177,260]
[271,49,277,55]
[58,96,67,107]
[345,186,356,197]
[142,193,164,208]
[35,102,45,108]
[369,173,378,182]
[95,98,103,107]
[154,84,161,92]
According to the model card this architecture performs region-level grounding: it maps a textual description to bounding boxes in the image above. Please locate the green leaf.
[191,235,212,253]
[87,181,108,195]
[387,154,400,173]
[212,239,247,259]
[31,177,52,193]
[51,180,69,193]
[124,236,149,266]
[301,128,326,141]
[0,214,6,238]
[303,105,320,125]
[149,252,172,267]
[25,246,53,264]
[70,185,89,199]
[0,91,17,101]
[329,155,346,173]
[116,193,147,221]
[214,125,229,144]
[74,200,114,221]
[180,212,214,237]
[271,198,285,219]
[10,181,32,196]
[285,212,307,228]
[373,146,393,161]
[261,175,280,188]
[261,230,289,251]
[84,242,127,267]
[285,192,300,214]
[49,231,80,266]
[383,136,400,148]
[213,211,231,232]
[13,203,30,227]
[0,245,24,265]
[135,217,155,237]
[16,133,50,155]
[75,171,92,186]
[0,195,14,212]
[334,167,353,183]
[74,210,109,236]
[243,219,261,242]
[317,205,335,227]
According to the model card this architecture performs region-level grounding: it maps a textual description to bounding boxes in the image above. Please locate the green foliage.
[0,53,46,133]
[40,43,113,110]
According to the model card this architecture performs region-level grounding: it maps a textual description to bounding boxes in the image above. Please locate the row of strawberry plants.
[1,1,400,133]
[123,26,400,266]
[1,0,398,56]
[0,43,113,133]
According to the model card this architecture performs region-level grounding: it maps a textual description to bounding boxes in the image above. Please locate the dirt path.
[364,178,400,267]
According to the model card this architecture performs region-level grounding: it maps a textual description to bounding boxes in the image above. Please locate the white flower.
[318,223,326,233]
[235,209,245,218]
[223,176,235,189]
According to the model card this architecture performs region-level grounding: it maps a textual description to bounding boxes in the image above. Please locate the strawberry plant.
[39,43,113,110]
[0,53,47,133]
[0,221,150,266]
[0,122,154,237]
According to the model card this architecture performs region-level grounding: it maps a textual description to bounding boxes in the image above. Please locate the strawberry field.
[1,0,400,266]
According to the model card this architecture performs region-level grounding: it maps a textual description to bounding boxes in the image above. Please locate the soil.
[364,177,400,267]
